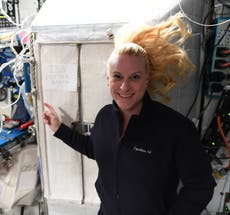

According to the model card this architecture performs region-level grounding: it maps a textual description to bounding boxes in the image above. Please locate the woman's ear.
[106,73,109,86]
[145,71,150,86]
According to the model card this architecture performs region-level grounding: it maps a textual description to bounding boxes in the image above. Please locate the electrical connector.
[210,71,225,82]
[215,60,230,69]
[211,83,223,92]
[216,47,230,57]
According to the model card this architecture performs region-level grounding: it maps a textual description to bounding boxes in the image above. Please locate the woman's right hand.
[42,102,61,133]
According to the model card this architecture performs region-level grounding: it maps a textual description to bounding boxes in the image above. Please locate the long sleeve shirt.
[54,92,216,215]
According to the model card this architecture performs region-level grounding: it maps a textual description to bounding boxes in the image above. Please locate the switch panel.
[206,17,230,96]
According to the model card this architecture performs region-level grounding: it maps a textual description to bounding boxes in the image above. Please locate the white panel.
[83,156,100,204]
[32,0,178,27]
[0,145,37,211]
[81,44,113,205]
[19,0,38,24]
[206,173,230,214]
[31,0,178,43]
[40,44,83,202]
[47,199,99,215]
[81,43,113,123]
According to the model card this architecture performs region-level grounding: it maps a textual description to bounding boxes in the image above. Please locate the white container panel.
[81,43,113,123]
[38,44,83,202]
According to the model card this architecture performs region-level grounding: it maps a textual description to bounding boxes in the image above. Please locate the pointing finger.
[44,102,57,114]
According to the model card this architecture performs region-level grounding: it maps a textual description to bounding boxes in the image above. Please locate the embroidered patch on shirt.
[133,146,152,155]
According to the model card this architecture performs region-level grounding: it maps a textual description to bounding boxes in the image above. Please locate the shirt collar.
[112,91,152,120]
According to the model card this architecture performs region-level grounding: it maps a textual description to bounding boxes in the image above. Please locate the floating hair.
[113,12,196,100]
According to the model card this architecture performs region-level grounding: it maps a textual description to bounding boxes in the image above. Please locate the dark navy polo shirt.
[54,92,216,215]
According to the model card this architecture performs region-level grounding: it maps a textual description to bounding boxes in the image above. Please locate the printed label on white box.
[43,64,77,92]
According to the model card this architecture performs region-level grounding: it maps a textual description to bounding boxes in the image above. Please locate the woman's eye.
[113,74,122,80]
[132,75,141,80]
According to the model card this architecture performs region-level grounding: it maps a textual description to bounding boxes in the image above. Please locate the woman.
[43,13,216,215]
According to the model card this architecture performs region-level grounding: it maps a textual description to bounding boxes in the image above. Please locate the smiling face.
[107,54,149,116]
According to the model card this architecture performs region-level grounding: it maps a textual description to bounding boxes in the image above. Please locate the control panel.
[206,17,230,96]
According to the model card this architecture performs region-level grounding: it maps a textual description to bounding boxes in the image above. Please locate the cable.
[186,48,210,118]
[178,0,230,27]
[186,69,203,118]
[215,22,230,46]
[0,1,36,29]
[10,29,30,58]
[197,92,213,119]
[224,50,230,54]
[0,56,17,70]
[0,114,4,132]
[201,8,215,48]
[217,115,230,168]
[0,8,34,138]
[0,6,21,27]
[222,62,230,68]
[188,17,230,121]
[218,0,230,8]
[186,1,215,118]
[0,29,31,113]
[218,171,230,212]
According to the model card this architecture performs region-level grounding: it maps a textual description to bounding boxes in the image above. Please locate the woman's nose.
[120,79,130,90]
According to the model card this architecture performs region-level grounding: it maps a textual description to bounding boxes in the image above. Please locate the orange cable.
[223,50,230,54]
[221,62,230,68]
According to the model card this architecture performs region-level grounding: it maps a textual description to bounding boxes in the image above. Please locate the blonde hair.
[109,13,196,100]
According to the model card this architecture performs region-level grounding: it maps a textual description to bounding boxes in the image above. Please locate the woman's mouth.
[119,93,133,98]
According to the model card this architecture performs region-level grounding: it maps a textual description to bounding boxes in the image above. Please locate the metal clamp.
[71,121,94,135]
